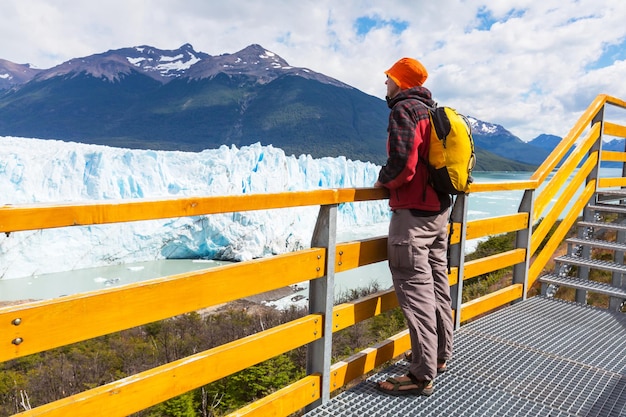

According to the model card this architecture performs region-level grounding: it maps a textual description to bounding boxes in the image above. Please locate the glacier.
[0,137,390,280]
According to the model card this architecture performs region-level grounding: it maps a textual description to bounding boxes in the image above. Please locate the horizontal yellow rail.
[460,284,524,323]
[14,314,323,417]
[603,121,626,139]
[0,188,389,233]
[606,95,626,109]
[598,177,626,188]
[330,330,411,391]
[332,290,398,332]
[335,236,387,272]
[601,150,626,162]
[466,213,529,241]
[464,248,526,280]
[0,249,325,361]
[469,180,537,193]
[225,375,322,417]
[334,237,464,289]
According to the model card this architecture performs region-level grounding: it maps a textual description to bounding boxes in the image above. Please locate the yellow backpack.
[423,105,476,195]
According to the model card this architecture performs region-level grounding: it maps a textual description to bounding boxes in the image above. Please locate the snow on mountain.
[124,43,206,78]
[0,59,42,89]
[468,117,497,135]
[5,43,349,88]
[0,137,388,280]
[467,116,512,136]
[184,44,349,87]
[32,43,211,83]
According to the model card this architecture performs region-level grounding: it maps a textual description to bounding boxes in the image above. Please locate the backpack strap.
[414,100,434,201]
[415,101,454,274]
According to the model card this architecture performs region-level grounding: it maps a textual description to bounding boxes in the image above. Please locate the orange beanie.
[385,57,428,89]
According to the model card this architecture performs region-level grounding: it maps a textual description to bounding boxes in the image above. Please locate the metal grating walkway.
[303,297,626,417]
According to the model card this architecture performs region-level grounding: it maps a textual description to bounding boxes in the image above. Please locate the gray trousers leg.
[388,209,453,381]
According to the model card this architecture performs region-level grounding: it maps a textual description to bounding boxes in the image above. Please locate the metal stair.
[540,274,626,299]
[302,297,626,417]
[539,190,626,312]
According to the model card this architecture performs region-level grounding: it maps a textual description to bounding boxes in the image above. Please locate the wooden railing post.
[449,194,468,329]
[306,204,337,409]
[514,189,534,300]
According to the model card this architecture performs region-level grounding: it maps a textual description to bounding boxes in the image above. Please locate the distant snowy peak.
[184,44,292,82]
[123,43,211,79]
[467,116,514,137]
[7,43,348,88]
[33,44,211,83]
[184,44,349,87]
[0,59,42,89]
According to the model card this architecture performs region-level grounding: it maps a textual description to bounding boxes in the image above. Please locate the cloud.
[1,0,626,142]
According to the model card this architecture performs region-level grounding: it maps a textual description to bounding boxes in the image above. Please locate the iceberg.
[0,137,390,280]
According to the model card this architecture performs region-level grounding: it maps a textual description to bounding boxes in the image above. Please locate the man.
[374,57,453,396]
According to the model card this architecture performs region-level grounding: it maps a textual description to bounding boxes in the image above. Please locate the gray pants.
[388,209,454,381]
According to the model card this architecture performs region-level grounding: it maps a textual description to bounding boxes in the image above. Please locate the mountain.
[468,118,550,167]
[598,137,625,168]
[30,43,210,83]
[0,43,547,169]
[528,134,562,151]
[601,138,625,152]
[527,133,626,168]
[0,44,389,164]
[0,59,41,90]
[473,147,536,171]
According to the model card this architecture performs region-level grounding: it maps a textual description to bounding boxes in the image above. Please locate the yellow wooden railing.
[1,94,626,416]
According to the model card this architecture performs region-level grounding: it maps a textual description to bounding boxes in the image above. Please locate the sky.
[1,0,626,142]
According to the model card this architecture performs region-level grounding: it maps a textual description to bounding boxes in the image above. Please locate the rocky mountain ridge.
[0,43,563,168]
[0,44,348,88]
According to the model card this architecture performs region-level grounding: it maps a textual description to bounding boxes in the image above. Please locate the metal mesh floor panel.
[303,297,626,417]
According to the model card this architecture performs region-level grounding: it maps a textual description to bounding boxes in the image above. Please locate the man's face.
[386,76,401,99]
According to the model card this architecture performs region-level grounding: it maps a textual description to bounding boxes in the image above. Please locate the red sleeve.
[378,101,429,189]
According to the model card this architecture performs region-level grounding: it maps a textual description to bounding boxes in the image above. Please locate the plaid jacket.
[377,86,450,213]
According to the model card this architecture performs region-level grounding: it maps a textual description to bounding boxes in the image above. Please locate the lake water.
[1,169,620,305]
